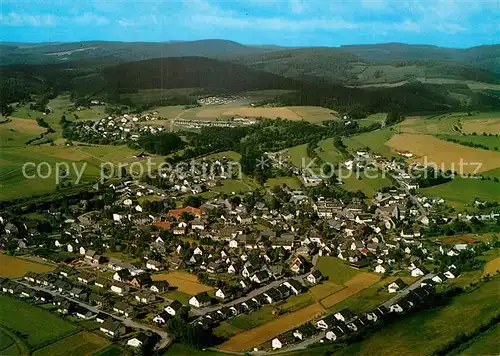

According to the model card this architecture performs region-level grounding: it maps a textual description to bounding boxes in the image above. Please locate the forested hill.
[0,39,282,66]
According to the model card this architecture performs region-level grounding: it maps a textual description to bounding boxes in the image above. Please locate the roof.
[391,278,407,288]
[101,318,123,332]
[167,206,202,218]
[285,279,303,291]
[168,300,183,311]
[152,221,171,229]
[193,291,211,303]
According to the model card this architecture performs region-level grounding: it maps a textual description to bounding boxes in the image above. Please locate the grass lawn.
[286,143,312,169]
[0,327,30,355]
[277,293,314,313]
[265,176,302,190]
[336,276,500,356]
[32,332,110,356]
[316,138,345,165]
[213,322,242,339]
[315,257,361,285]
[202,151,241,161]
[340,168,392,196]
[94,344,130,356]
[421,177,500,211]
[0,253,54,278]
[454,323,500,356]
[227,305,277,330]
[0,295,78,349]
[0,330,14,351]
[213,179,256,194]
[344,127,396,158]
[163,290,192,305]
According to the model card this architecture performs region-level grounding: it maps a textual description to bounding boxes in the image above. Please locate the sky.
[0,0,499,48]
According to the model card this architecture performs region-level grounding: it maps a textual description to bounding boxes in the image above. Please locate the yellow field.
[386,134,500,173]
[320,273,381,309]
[483,257,500,277]
[32,331,110,356]
[152,271,212,295]
[0,253,54,278]
[195,107,302,120]
[461,119,500,134]
[0,117,46,133]
[309,282,345,300]
[219,302,325,352]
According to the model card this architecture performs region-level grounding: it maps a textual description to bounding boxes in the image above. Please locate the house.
[250,270,270,284]
[167,206,202,219]
[69,287,87,300]
[306,270,323,284]
[444,270,458,279]
[189,292,211,308]
[334,308,354,322]
[127,333,149,348]
[135,291,156,304]
[388,278,407,293]
[75,306,95,320]
[100,318,126,337]
[113,302,134,317]
[150,280,169,293]
[77,272,95,285]
[96,312,107,323]
[374,264,387,274]
[129,274,152,288]
[277,284,291,299]
[110,282,129,295]
[289,256,306,274]
[113,269,131,282]
[410,264,429,277]
[57,301,74,314]
[145,260,163,271]
[153,311,171,325]
[432,274,446,284]
[230,303,246,316]
[215,287,233,301]
[89,293,106,307]
[272,331,296,350]
[293,323,316,340]
[165,300,183,316]
[191,220,205,230]
[283,279,303,295]
[264,288,282,304]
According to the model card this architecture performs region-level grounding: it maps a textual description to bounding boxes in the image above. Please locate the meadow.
[315,257,362,284]
[320,273,381,309]
[152,271,213,295]
[0,253,54,278]
[335,277,500,356]
[0,295,78,349]
[264,177,302,190]
[421,177,500,210]
[454,323,500,356]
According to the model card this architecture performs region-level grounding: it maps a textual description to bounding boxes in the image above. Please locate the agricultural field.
[309,282,345,300]
[320,273,381,309]
[227,305,277,330]
[421,177,500,210]
[0,327,30,355]
[164,343,233,356]
[32,332,110,356]
[202,150,241,161]
[385,134,500,173]
[265,176,302,190]
[0,253,54,278]
[285,144,313,169]
[0,295,78,349]
[152,271,213,295]
[343,127,396,157]
[219,302,325,352]
[0,117,46,147]
[335,277,500,356]
[358,113,387,128]
[437,134,500,151]
[315,257,362,284]
[455,323,500,356]
[163,290,192,305]
[277,293,315,313]
[340,168,392,196]
[213,323,243,339]
[316,138,345,164]
[213,178,259,194]
[483,256,500,277]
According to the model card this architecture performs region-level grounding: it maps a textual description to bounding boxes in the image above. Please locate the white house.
[375,264,386,274]
[127,334,148,348]
[388,279,407,293]
[189,292,211,308]
[306,270,323,284]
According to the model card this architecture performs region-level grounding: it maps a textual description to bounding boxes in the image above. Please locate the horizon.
[1,38,499,50]
[1,0,499,48]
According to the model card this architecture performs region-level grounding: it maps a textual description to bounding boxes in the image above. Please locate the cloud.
[290,0,305,14]
[393,20,421,33]
[0,11,109,27]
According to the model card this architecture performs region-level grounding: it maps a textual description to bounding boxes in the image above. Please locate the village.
[0,148,499,354]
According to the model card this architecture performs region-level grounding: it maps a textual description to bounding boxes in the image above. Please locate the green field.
[0,327,30,355]
[164,343,233,356]
[32,332,110,356]
[213,322,242,339]
[265,176,302,190]
[203,150,242,161]
[213,178,259,194]
[316,138,345,164]
[277,293,314,313]
[335,277,500,356]
[358,113,387,128]
[437,134,500,150]
[163,290,192,305]
[455,323,500,356]
[286,144,312,168]
[94,344,130,356]
[421,177,500,210]
[0,295,78,349]
[344,127,396,157]
[315,257,361,285]
[227,305,277,330]
[340,168,392,196]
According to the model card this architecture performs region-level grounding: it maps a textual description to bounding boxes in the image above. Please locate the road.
[14,280,172,349]
[382,273,435,308]
[191,271,311,316]
[389,171,428,220]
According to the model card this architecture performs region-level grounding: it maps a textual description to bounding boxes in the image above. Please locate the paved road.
[382,273,435,308]
[191,270,312,316]
[14,280,172,349]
